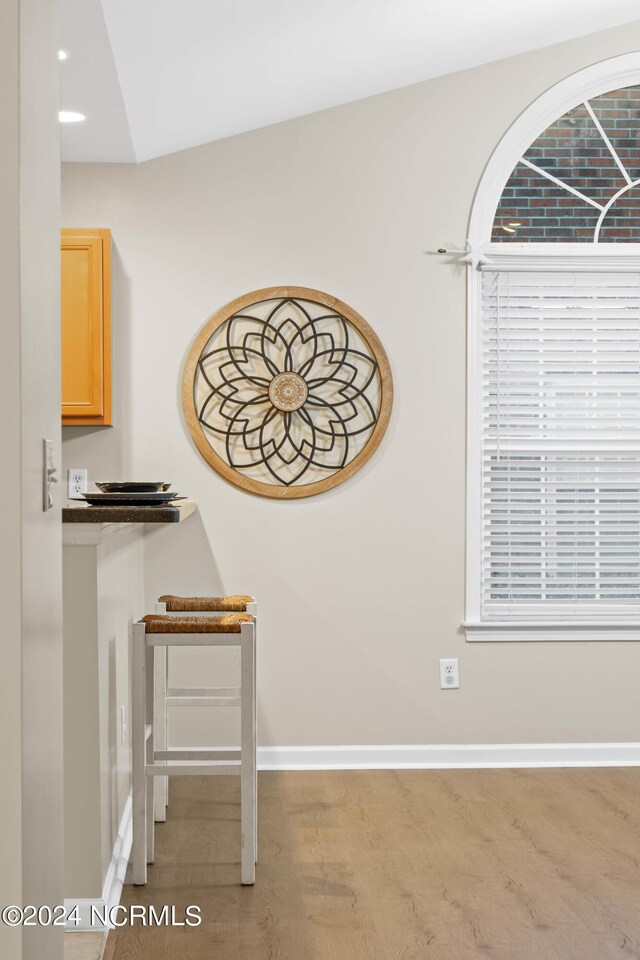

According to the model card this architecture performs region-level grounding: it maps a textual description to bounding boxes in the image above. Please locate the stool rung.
[146,634,241,646]
[167,687,240,698]
[166,695,241,707]
[145,763,240,777]
[154,749,240,761]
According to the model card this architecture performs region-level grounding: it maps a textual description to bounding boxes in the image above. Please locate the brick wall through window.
[493,86,640,242]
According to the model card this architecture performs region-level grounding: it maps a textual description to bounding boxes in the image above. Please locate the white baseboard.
[257,742,640,770]
[64,793,132,932]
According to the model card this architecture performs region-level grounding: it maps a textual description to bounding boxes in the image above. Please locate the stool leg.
[153,645,167,822]
[146,644,155,864]
[164,648,170,814]
[240,622,256,885]
[246,602,258,861]
[154,602,169,819]
[253,617,258,863]
[132,623,147,885]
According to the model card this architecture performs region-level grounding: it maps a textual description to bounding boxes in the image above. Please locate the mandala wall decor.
[182,286,393,499]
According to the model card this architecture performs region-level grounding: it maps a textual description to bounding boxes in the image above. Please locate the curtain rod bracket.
[428,240,492,268]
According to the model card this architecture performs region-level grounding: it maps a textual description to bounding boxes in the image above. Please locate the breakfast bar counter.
[62,497,197,525]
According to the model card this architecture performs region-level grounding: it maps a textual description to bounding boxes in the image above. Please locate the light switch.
[43,439,57,511]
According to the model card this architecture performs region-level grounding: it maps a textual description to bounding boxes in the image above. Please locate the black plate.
[95,481,171,493]
[82,491,179,506]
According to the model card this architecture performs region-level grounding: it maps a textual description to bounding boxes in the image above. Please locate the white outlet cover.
[67,468,88,500]
[440,658,460,689]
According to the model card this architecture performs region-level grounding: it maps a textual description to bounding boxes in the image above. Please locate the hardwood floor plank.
[104,769,640,960]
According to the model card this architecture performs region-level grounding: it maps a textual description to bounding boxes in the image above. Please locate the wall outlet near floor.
[440,658,460,689]
[67,467,88,500]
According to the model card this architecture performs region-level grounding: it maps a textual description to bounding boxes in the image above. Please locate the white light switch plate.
[43,439,57,512]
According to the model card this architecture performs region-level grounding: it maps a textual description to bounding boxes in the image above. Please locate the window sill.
[464,622,640,642]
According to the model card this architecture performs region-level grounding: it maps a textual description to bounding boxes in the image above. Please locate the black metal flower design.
[194,297,382,487]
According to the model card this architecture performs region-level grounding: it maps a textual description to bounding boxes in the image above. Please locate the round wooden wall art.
[182,286,393,499]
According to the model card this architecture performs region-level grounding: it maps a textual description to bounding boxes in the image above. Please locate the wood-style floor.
[64,931,107,960]
[104,769,640,959]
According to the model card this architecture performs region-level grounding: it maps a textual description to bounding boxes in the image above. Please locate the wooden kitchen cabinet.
[61,228,112,425]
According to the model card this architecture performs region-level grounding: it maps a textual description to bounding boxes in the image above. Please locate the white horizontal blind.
[481,269,640,619]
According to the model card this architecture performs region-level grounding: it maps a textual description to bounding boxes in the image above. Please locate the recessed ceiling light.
[502,226,516,234]
[507,221,522,227]
[58,49,69,61]
[59,111,86,124]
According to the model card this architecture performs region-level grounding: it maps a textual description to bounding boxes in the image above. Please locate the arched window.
[466,55,640,641]
[494,86,640,243]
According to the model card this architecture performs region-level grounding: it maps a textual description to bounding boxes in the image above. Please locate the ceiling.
[60,0,640,164]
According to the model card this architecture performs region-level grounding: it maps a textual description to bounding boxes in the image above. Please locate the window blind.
[481,269,640,619]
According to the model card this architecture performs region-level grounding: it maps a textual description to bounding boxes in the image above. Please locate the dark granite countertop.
[62,499,197,524]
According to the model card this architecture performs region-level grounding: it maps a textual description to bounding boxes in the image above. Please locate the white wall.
[62,21,640,750]
[0,1,63,958]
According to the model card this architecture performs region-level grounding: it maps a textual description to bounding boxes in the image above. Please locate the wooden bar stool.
[131,613,256,886]
[152,595,258,824]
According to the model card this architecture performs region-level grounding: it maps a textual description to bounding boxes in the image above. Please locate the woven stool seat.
[141,613,254,634]
[158,594,253,612]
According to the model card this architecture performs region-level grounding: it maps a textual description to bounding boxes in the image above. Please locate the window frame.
[465,53,640,642]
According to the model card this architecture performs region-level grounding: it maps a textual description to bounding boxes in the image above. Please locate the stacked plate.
[82,482,182,507]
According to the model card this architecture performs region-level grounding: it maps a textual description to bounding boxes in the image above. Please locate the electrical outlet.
[67,468,88,500]
[120,706,127,746]
[440,658,460,689]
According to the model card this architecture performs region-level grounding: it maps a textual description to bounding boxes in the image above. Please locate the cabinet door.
[61,229,111,425]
